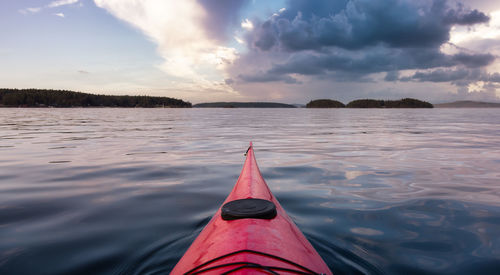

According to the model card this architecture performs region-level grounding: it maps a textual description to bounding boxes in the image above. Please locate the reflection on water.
[0,108,499,274]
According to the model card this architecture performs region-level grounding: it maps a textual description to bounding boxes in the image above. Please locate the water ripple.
[0,108,499,274]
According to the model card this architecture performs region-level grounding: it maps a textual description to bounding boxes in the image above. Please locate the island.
[304,98,433,108]
[193,102,296,108]
[0,89,191,108]
[434,101,500,108]
[306,99,345,108]
[346,98,433,108]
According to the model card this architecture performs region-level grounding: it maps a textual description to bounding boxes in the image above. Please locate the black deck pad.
[221,198,277,220]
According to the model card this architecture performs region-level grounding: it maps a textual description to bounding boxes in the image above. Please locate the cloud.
[95,0,230,77]
[228,0,497,95]
[240,49,494,80]
[94,0,243,79]
[384,71,399,81]
[238,72,300,84]
[487,72,500,83]
[48,0,79,8]
[197,0,250,42]
[451,52,496,68]
[405,68,475,82]
[54,13,65,18]
[246,0,490,52]
[215,0,500,102]
[234,36,245,44]
[252,21,277,51]
[401,68,500,83]
[19,7,42,14]
[19,0,79,15]
[450,10,500,45]
[444,5,490,25]
[241,19,254,30]
[93,0,253,100]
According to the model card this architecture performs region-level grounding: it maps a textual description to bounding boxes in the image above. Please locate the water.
[0,108,499,274]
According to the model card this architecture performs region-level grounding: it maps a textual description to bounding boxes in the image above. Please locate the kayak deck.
[172,143,332,274]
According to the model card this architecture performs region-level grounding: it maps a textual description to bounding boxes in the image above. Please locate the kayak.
[172,143,332,274]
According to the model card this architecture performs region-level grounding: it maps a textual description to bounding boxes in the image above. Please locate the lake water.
[0,108,499,274]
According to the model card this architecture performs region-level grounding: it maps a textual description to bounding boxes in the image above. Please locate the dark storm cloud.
[451,53,496,68]
[487,73,500,83]
[384,71,399,81]
[234,0,494,86]
[238,72,300,84]
[253,21,277,51]
[279,0,350,20]
[248,0,489,52]
[406,68,474,82]
[244,49,495,83]
[444,5,490,25]
[399,68,500,84]
[319,71,376,83]
[197,0,250,42]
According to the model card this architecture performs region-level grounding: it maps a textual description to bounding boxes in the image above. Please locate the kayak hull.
[172,144,332,274]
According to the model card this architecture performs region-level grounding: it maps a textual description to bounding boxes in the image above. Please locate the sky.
[1,0,500,104]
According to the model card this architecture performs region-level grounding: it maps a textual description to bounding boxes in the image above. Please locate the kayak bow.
[172,143,332,274]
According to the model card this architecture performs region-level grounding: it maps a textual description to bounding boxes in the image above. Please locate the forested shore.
[0,89,191,108]
[306,98,433,108]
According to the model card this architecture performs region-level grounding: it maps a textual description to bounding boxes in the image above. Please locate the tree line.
[0,89,191,108]
[306,98,433,108]
[193,102,296,108]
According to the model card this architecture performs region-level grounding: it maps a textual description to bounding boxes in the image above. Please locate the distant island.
[8,89,496,109]
[0,89,191,108]
[306,99,345,108]
[193,102,296,108]
[346,98,433,108]
[434,101,500,108]
[305,98,433,108]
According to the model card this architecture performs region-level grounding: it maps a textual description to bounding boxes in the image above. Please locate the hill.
[434,101,500,108]
[346,98,433,108]
[306,99,345,108]
[193,102,296,108]
[0,89,191,108]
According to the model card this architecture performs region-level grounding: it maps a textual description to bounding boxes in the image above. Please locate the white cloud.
[48,0,79,8]
[19,0,79,15]
[234,36,245,44]
[449,10,500,44]
[241,19,254,30]
[54,13,65,18]
[19,7,42,14]
[447,10,500,79]
[273,8,286,17]
[93,0,239,81]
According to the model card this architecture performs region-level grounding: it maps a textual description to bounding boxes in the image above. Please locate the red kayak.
[172,143,332,274]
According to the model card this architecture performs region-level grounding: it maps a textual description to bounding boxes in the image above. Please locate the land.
[0,89,191,108]
[346,98,433,108]
[5,89,498,109]
[306,99,345,108]
[193,102,296,108]
[305,98,433,108]
[434,101,500,108]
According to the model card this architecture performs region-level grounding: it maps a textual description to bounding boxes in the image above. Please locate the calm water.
[1,108,499,274]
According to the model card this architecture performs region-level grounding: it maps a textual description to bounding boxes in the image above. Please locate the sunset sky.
[1,0,500,103]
